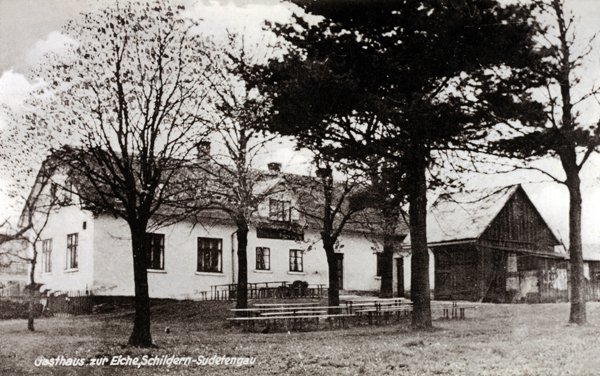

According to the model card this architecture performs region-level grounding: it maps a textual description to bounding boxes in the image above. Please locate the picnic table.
[431,301,476,319]
[211,281,289,300]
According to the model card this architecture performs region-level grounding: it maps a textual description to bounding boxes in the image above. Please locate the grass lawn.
[1,300,600,375]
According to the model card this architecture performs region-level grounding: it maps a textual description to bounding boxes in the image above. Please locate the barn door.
[436,271,452,299]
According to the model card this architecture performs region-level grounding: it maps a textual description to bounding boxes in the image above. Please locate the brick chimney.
[196,141,210,160]
[268,162,282,173]
[316,167,332,178]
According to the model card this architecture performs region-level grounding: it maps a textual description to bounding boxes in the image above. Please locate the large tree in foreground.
[491,0,600,324]
[32,1,213,347]
[262,0,545,328]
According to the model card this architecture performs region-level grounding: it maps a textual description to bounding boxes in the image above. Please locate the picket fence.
[45,290,94,317]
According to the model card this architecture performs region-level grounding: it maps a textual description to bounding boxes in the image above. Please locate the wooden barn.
[427,185,568,303]
[583,244,600,301]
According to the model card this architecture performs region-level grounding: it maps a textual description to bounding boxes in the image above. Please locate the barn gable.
[427,185,568,303]
[480,187,562,255]
[427,185,563,251]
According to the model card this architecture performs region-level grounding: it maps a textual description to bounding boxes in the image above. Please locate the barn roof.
[426,185,522,245]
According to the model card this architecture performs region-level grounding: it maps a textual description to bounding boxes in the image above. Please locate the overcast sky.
[0,0,600,246]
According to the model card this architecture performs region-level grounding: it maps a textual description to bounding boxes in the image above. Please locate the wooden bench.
[227,313,355,331]
[355,305,413,324]
[260,310,327,316]
[431,302,477,319]
[254,302,319,308]
[344,299,411,314]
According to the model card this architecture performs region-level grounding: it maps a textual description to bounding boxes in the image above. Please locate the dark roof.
[282,172,409,236]
[25,153,408,237]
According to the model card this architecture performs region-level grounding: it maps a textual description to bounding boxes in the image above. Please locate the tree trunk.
[128,223,153,347]
[28,298,35,331]
[567,173,586,324]
[28,252,37,331]
[324,239,340,313]
[409,162,432,329]
[379,234,394,298]
[236,225,249,313]
[550,0,586,325]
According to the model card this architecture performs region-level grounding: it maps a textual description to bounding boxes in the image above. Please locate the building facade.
[32,198,398,299]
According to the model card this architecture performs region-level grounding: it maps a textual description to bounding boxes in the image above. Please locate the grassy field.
[1,300,600,375]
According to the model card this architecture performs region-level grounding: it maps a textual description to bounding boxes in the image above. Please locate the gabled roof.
[24,152,409,237]
[426,185,520,244]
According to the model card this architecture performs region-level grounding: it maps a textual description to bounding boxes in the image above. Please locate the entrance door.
[335,253,344,290]
[396,258,404,297]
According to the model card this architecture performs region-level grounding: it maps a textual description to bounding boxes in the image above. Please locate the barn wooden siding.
[479,189,557,254]
[585,261,600,301]
[434,245,479,301]
[433,189,567,303]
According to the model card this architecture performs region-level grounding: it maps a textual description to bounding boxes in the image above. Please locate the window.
[376,253,384,277]
[256,226,304,241]
[289,249,303,272]
[269,199,291,222]
[256,247,270,270]
[147,233,165,270]
[66,233,78,269]
[198,238,222,273]
[42,239,52,273]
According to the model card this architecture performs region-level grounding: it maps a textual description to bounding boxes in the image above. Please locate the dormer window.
[269,199,291,222]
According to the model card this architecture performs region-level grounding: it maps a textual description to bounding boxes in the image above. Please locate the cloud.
[0,70,44,129]
[0,70,43,109]
[185,1,297,40]
[27,30,76,68]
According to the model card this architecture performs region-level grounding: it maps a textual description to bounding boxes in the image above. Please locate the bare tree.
[0,91,67,330]
[490,0,600,324]
[199,33,285,311]
[15,162,65,331]
[285,158,369,311]
[0,157,65,330]
[30,1,214,347]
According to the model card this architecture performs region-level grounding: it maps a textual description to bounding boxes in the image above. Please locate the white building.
[26,165,410,300]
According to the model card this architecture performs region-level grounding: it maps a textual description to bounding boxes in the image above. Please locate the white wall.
[90,218,387,299]
[35,205,95,293]
[93,216,237,299]
[244,230,382,292]
[37,208,389,299]
[335,232,381,291]
[394,248,435,296]
[245,229,328,286]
